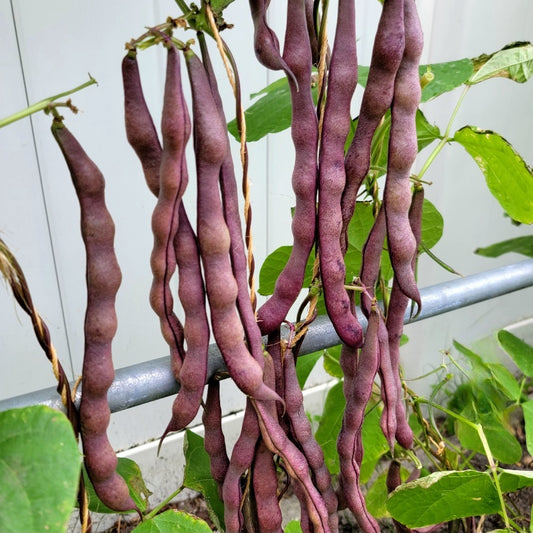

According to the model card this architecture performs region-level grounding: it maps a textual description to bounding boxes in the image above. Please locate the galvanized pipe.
[2,259,533,414]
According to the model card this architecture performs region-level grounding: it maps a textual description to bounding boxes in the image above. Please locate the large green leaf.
[358,59,473,102]
[469,42,533,84]
[420,199,444,250]
[132,509,212,533]
[84,457,151,513]
[182,430,225,531]
[453,126,533,224]
[296,350,324,389]
[360,406,389,484]
[258,245,315,296]
[0,406,81,533]
[497,329,533,378]
[387,470,501,528]
[455,412,522,465]
[475,235,533,259]
[315,381,345,475]
[228,76,319,142]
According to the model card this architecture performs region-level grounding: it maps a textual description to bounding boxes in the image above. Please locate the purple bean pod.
[383,0,423,309]
[52,119,137,512]
[341,0,405,251]
[318,0,362,349]
[202,378,229,497]
[184,47,279,403]
[149,42,189,378]
[122,48,162,197]
[257,0,319,334]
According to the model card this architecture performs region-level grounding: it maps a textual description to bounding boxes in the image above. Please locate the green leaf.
[469,42,533,84]
[497,329,533,378]
[358,59,473,102]
[228,76,319,142]
[420,199,444,250]
[323,345,343,378]
[453,126,533,224]
[183,430,225,531]
[521,400,533,457]
[0,406,81,533]
[209,0,235,15]
[84,457,151,513]
[498,468,533,492]
[387,470,501,528]
[455,414,522,465]
[131,509,212,533]
[285,520,304,533]
[476,236,533,259]
[315,381,345,475]
[360,406,389,484]
[258,245,315,296]
[365,470,390,518]
[296,350,323,389]
[420,59,474,102]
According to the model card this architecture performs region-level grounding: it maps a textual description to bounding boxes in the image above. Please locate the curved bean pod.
[184,47,279,403]
[252,440,283,533]
[318,0,362,349]
[253,398,331,533]
[249,0,297,85]
[284,346,338,531]
[384,0,423,309]
[52,119,136,512]
[163,205,209,434]
[337,303,381,532]
[386,185,424,450]
[359,204,387,317]
[198,33,266,373]
[203,378,229,497]
[256,0,318,334]
[341,0,405,251]
[149,41,189,378]
[122,48,162,197]
[222,400,261,533]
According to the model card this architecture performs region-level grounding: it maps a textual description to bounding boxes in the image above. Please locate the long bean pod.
[383,0,423,308]
[149,41,189,378]
[257,0,319,334]
[184,47,279,403]
[337,303,380,532]
[122,47,162,197]
[52,118,136,512]
[317,0,362,349]
[341,0,405,251]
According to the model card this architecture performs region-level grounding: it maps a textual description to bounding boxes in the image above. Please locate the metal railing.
[2,259,533,415]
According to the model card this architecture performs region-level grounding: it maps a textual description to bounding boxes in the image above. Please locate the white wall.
[1,0,532,515]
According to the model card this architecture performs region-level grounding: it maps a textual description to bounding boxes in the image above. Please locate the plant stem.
[0,75,97,129]
[143,485,185,521]
[416,85,470,182]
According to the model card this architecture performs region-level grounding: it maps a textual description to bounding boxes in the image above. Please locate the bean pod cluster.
[52,0,425,529]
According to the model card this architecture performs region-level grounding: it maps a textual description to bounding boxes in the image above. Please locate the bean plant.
[1,1,533,532]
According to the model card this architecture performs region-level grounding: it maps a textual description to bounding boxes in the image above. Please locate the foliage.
[0,406,81,533]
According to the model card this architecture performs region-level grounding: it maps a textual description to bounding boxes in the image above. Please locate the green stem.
[143,485,185,521]
[0,75,97,129]
[417,85,470,182]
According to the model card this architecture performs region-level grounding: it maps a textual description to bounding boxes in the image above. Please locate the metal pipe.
[2,259,533,414]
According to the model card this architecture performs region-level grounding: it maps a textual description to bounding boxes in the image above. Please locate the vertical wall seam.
[9,0,76,379]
